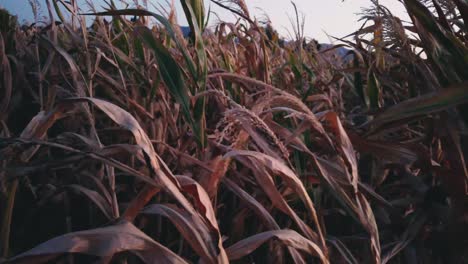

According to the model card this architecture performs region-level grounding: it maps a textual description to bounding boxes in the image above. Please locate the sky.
[0,0,409,42]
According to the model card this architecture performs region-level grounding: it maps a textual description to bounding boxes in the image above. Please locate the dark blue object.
[180,26,191,37]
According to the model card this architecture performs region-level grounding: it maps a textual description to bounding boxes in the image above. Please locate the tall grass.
[0,0,467,263]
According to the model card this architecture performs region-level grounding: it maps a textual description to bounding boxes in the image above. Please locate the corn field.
[0,0,467,263]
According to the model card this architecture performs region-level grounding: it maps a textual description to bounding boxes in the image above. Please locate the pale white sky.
[0,0,409,42]
[210,0,409,42]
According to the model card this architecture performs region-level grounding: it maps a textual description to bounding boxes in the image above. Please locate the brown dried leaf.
[228,151,322,218]
[223,178,307,264]
[176,175,229,263]
[324,112,358,191]
[7,221,187,264]
[62,98,198,220]
[225,150,325,249]
[142,204,217,263]
[225,229,328,263]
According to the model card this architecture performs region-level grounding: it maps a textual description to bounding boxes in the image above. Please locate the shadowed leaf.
[369,82,468,129]
[225,229,328,263]
[7,221,187,264]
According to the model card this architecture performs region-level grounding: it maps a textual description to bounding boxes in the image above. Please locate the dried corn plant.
[0,0,467,263]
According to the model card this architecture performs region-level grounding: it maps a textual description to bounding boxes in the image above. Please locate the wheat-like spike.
[226,107,290,162]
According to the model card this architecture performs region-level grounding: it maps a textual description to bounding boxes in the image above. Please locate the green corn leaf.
[179,0,208,148]
[84,8,208,147]
[51,0,66,23]
[367,69,381,110]
[180,0,205,42]
[134,27,200,143]
[83,9,198,84]
[352,52,366,106]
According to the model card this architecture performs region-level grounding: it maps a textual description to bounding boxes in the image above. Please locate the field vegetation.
[0,0,467,263]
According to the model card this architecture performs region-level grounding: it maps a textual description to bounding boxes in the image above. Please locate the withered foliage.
[0,0,467,263]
